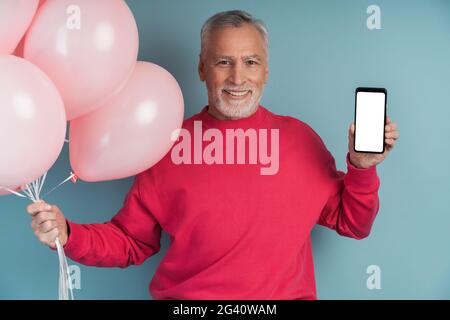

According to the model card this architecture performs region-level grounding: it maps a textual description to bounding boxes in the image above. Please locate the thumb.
[35,199,47,206]
[348,123,355,137]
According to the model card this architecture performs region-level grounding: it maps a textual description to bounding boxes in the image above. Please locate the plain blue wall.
[1,0,449,299]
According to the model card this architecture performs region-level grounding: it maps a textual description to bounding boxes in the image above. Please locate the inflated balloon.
[70,61,184,182]
[13,0,46,58]
[0,55,66,187]
[24,0,139,120]
[12,33,26,58]
[0,0,39,54]
[0,186,20,196]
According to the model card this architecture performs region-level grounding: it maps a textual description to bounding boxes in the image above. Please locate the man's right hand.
[27,201,68,249]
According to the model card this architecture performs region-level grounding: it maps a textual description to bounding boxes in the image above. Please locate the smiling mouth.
[223,89,251,98]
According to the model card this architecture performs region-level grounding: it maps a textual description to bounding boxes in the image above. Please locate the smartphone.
[354,87,387,153]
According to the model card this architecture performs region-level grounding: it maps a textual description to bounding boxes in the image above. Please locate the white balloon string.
[55,236,74,300]
[21,185,33,199]
[26,184,37,202]
[32,198,74,300]
[38,172,47,196]
[1,173,75,300]
[31,181,36,198]
[0,187,28,198]
[40,172,75,200]
[33,176,39,198]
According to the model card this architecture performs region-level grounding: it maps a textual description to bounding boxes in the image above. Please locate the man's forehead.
[205,25,266,53]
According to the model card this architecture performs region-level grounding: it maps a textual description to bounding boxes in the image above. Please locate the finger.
[385,143,394,152]
[37,228,59,245]
[31,219,38,231]
[48,241,57,249]
[31,219,49,231]
[385,122,397,132]
[33,211,57,225]
[386,116,391,124]
[27,201,52,216]
[39,220,58,233]
[385,138,395,145]
[385,131,400,139]
[348,123,355,136]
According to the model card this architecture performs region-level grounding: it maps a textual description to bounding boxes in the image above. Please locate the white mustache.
[222,88,253,91]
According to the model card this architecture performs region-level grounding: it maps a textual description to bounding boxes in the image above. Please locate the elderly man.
[27,10,399,299]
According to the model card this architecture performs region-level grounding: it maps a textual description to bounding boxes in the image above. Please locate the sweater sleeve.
[62,171,162,268]
[316,150,381,240]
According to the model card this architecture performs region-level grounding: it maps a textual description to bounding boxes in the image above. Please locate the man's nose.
[229,62,245,85]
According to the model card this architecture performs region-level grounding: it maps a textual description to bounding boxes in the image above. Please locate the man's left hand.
[348,116,399,169]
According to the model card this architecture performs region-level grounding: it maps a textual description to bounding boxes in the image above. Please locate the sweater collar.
[198,105,268,130]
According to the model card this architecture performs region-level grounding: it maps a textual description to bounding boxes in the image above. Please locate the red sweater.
[64,105,380,299]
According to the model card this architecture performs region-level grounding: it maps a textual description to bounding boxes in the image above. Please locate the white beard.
[213,87,263,119]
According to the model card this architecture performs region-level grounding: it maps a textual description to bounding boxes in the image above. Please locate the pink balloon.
[13,0,46,58]
[0,0,39,54]
[70,61,184,182]
[0,55,66,187]
[23,0,139,120]
[12,34,26,58]
[0,186,20,196]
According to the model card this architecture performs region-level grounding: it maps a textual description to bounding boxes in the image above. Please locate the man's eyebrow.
[243,55,262,60]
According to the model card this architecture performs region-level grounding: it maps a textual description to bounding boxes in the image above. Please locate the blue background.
[1,0,449,299]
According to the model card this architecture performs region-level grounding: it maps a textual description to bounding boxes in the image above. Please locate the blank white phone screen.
[355,91,385,152]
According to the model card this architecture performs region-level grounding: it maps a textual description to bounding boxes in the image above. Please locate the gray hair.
[200,10,269,56]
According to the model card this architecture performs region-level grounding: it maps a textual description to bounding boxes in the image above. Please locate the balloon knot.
[70,174,78,183]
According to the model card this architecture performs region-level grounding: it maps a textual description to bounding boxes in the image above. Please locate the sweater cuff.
[60,220,88,260]
[345,152,380,191]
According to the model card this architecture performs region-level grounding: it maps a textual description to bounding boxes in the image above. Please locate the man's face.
[198,23,269,120]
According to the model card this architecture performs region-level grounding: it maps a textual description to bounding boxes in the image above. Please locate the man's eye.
[246,60,258,65]
[217,60,230,65]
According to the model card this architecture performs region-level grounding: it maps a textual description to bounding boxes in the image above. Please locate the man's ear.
[264,64,269,84]
[198,54,206,82]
